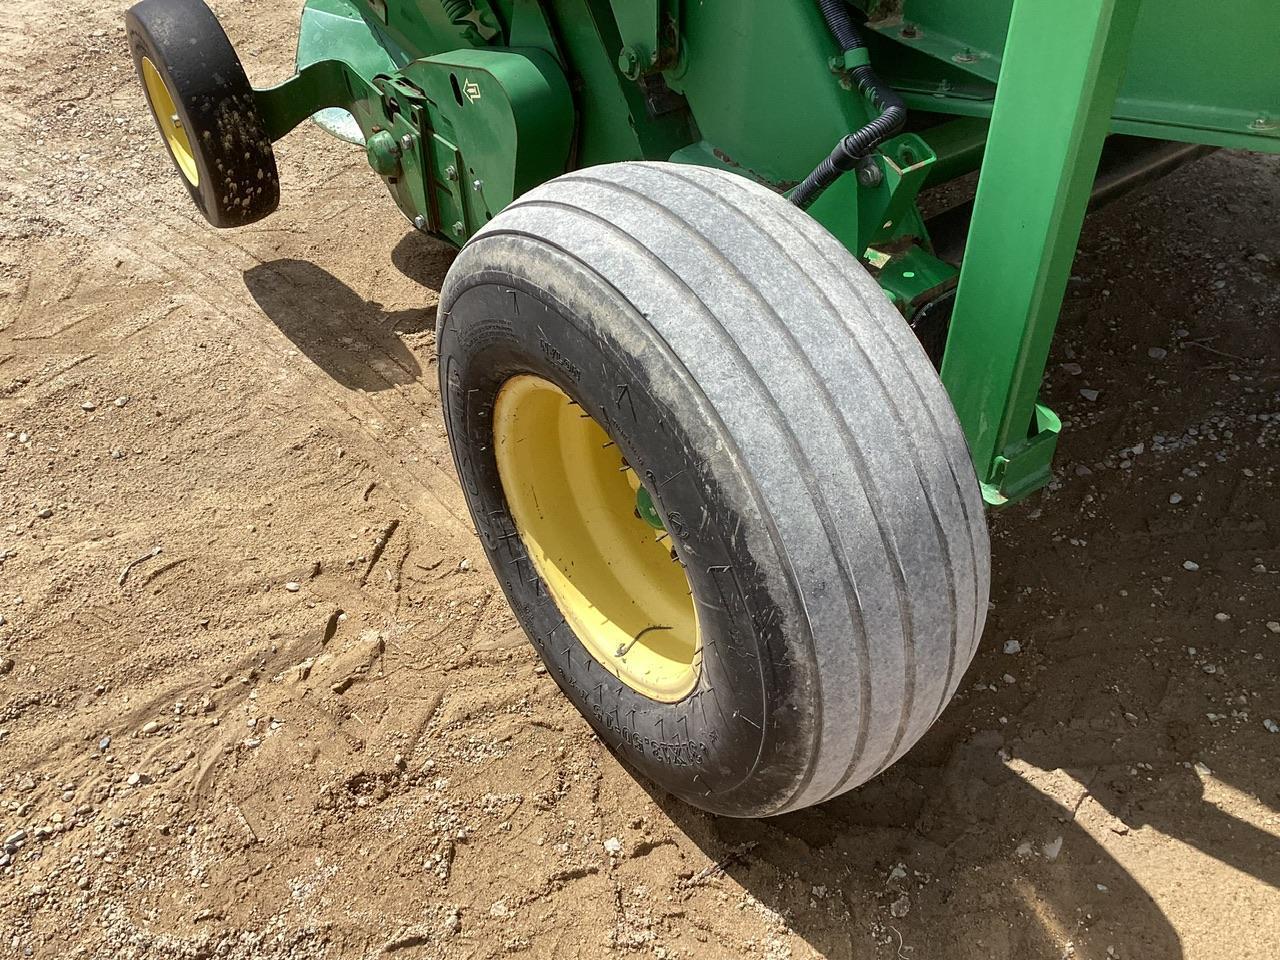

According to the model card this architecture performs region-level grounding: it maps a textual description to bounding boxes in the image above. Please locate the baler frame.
[243,0,1276,505]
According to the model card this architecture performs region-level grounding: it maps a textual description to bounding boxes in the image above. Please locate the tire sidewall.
[439,237,820,817]
[126,0,279,227]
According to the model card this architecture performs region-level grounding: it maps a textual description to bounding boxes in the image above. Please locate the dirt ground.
[1,2,1278,958]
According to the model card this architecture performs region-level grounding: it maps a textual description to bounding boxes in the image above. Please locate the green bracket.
[980,403,1061,507]
[870,244,957,315]
[254,58,382,143]
[801,131,936,265]
[940,0,1143,505]
[608,0,678,78]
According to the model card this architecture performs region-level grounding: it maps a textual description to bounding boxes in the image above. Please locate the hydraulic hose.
[791,0,907,210]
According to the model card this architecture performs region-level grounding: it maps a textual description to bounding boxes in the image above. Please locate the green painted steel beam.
[939,0,1144,505]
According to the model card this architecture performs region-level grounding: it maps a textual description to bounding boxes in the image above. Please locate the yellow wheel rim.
[494,375,700,702]
[141,56,199,187]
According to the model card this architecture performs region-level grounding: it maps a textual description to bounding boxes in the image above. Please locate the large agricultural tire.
[438,162,989,818]
[126,0,279,228]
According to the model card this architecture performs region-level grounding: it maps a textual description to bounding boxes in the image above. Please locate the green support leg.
[939,0,1143,506]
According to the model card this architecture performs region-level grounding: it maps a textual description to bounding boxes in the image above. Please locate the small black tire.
[438,162,990,817]
[125,0,279,228]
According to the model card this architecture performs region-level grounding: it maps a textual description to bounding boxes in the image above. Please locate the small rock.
[284,581,301,592]
[1192,761,1212,778]
[603,837,623,856]
[442,908,462,935]
[243,738,261,749]
[1003,673,1017,684]
[0,656,14,676]
[35,507,53,520]
[81,401,96,412]
[889,894,911,918]
[1079,388,1100,402]
[1003,639,1022,655]
[114,396,130,408]
[1043,836,1063,861]
[489,901,510,918]
[1266,622,1280,634]
[1182,560,1200,572]
[1061,362,1083,376]
[1168,493,1183,505]
[458,558,472,572]
[126,772,143,788]
[1263,718,1279,734]
[98,736,111,752]
[1015,841,1034,858]
[1147,347,1167,360]
[142,720,160,735]
[1096,883,1109,893]
[1214,612,1230,622]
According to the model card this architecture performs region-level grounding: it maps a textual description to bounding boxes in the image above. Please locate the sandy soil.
[1,2,1278,958]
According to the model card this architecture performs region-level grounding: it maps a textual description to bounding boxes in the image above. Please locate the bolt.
[472,179,484,192]
[1249,115,1276,131]
[856,158,883,189]
[617,46,642,80]
[451,221,465,236]
[413,215,427,231]
[400,134,415,153]
[952,48,977,64]
[444,165,458,181]
[901,22,920,39]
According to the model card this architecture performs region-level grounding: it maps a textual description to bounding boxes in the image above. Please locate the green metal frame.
[940,0,1144,504]
[227,0,1278,507]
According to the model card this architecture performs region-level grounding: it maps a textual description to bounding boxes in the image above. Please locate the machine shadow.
[243,257,432,392]
[390,228,457,295]
[636,641,1188,960]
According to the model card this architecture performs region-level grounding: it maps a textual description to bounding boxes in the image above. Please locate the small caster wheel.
[125,0,280,227]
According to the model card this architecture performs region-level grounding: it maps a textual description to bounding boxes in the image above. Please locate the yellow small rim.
[494,375,700,702]
[141,56,199,187]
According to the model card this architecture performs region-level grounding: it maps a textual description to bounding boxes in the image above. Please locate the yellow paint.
[141,57,199,187]
[494,375,700,701]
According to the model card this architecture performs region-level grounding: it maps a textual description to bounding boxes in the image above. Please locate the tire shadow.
[636,630,1189,960]
[243,257,430,392]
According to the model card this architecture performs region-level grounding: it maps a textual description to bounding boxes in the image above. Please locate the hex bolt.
[400,134,415,153]
[472,179,484,192]
[451,221,465,236]
[856,158,883,189]
[413,215,427,231]
[617,46,642,80]
[1250,115,1275,131]
[444,165,458,181]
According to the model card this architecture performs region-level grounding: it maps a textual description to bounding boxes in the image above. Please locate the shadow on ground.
[243,254,441,392]
[616,153,1280,960]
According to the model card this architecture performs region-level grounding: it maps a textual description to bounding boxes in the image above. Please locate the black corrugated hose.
[790,0,907,210]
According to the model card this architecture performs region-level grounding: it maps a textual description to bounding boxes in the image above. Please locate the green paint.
[635,486,665,530]
[940,0,1143,505]
[219,0,1278,508]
